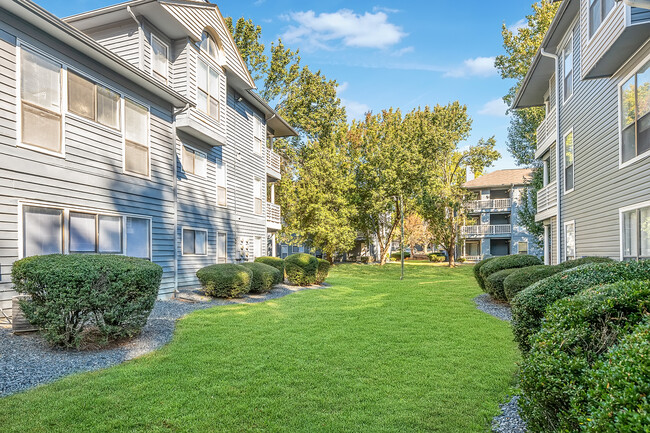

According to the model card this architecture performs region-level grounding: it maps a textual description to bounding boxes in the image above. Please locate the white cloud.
[508,18,527,33]
[392,46,414,57]
[337,82,370,120]
[281,9,407,50]
[372,6,400,13]
[478,98,509,117]
[444,56,497,78]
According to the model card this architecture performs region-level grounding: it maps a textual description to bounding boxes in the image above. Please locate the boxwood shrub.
[473,256,494,291]
[196,264,252,298]
[315,259,331,284]
[479,254,542,282]
[390,251,411,260]
[555,256,614,271]
[580,318,650,432]
[503,265,560,303]
[254,256,285,277]
[241,262,281,293]
[12,254,162,349]
[285,253,319,286]
[485,268,520,301]
[511,260,650,353]
[519,281,650,432]
[428,253,445,263]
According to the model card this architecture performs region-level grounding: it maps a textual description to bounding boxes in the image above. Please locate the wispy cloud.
[372,6,400,14]
[392,46,414,57]
[281,9,407,50]
[337,82,371,120]
[443,56,497,78]
[478,98,509,117]
[507,18,527,33]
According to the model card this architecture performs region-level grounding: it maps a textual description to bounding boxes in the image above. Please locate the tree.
[401,213,428,256]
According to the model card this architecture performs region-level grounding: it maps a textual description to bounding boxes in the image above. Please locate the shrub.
[479,254,542,282]
[485,268,520,301]
[254,256,284,277]
[555,256,614,271]
[196,264,252,298]
[519,281,650,432]
[12,254,161,349]
[360,256,374,264]
[473,256,494,291]
[457,257,467,263]
[285,253,319,286]
[390,251,411,260]
[503,265,560,302]
[241,262,281,293]
[511,260,650,353]
[580,319,650,432]
[428,253,445,263]
[315,259,331,284]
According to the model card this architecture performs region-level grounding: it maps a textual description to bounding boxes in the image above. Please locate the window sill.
[619,150,650,169]
[17,142,65,159]
[123,169,152,181]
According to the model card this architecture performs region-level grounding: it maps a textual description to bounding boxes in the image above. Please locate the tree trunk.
[379,244,390,265]
[447,246,455,267]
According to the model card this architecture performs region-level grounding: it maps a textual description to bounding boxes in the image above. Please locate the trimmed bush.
[390,251,411,260]
[511,260,650,353]
[285,253,319,286]
[519,281,650,432]
[457,257,466,263]
[254,256,285,277]
[197,264,252,298]
[428,253,445,263]
[315,259,331,284]
[485,268,520,301]
[555,256,614,271]
[360,256,374,264]
[12,254,161,349]
[242,262,282,293]
[580,319,650,432]
[479,254,542,282]
[473,256,495,291]
[503,265,560,302]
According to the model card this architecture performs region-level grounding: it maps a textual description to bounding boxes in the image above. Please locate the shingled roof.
[463,168,533,189]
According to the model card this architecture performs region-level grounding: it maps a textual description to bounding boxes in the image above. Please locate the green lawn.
[0,263,519,432]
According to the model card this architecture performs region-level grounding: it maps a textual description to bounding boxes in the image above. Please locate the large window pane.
[21,50,60,113]
[23,206,63,257]
[97,86,120,129]
[99,215,122,253]
[565,222,576,260]
[195,151,207,177]
[22,104,61,152]
[564,132,574,191]
[564,42,573,101]
[182,146,194,174]
[623,210,638,257]
[195,230,207,255]
[198,60,208,91]
[590,0,602,37]
[68,71,94,120]
[125,142,149,176]
[151,37,167,82]
[125,99,148,145]
[217,232,227,263]
[183,229,195,255]
[641,207,650,258]
[70,212,97,253]
[126,217,150,258]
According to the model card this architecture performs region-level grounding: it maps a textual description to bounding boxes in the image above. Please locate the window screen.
[23,206,63,257]
[126,217,150,259]
[151,36,168,83]
[216,161,227,207]
[125,99,149,176]
[69,212,97,253]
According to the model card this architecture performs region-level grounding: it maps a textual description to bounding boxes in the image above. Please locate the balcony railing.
[464,198,512,211]
[537,181,558,215]
[266,149,281,177]
[461,225,512,236]
[462,255,483,262]
[267,202,281,227]
[536,109,556,154]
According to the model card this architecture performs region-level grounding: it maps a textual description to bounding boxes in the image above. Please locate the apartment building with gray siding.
[0,0,294,315]
[513,0,650,265]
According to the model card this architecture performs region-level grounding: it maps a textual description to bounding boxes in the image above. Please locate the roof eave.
[245,90,298,138]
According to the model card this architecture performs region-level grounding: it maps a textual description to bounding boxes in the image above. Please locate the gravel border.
[473,293,513,322]
[492,396,527,433]
[0,283,327,397]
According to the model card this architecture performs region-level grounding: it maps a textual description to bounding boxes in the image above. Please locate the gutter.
[624,0,650,9]
[541,48,562,265]
[126,6,143,69]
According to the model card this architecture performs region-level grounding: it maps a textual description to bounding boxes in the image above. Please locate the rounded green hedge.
[503,265,560,303]
[12,254,162,348]
[485,268,520,301]
[390,251,411,260]
[254,256,285,278]
[315,259,331,284]
[241,262,281,293]
[285,253,319,286]
[555,256,614,271]
[479,254,542,282]
[196,264,252,298]
[580,319,650,432]
[473,256,495,291]
[511,260,650,353]
[428,253,445,263]
[519,281,650,432]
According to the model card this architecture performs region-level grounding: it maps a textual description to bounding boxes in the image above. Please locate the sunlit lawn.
[0,263,519,432]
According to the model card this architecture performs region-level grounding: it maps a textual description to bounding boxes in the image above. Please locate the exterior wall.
[0,14,177,312]
[631,7,650,25]
[579,0,626,78]
[85,19,141,68]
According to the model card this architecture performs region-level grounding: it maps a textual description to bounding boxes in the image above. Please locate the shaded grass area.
[0,263,518,432]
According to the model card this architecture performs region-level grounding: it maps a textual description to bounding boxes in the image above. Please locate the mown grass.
[0,263,518,432]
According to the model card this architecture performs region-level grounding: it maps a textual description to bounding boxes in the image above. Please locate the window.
[518,241,528,255]
[564,131,574,192]
[253,116,264,155]
[543,158,551,186]
[292,246,300,253]
[124,99,149,176]
[565,221,576,261]
[216,161,227,207]
[197,59,220,121]
[69,212,123,254]
[151,35,168,83]
[199,31,219,62]
[183,228,207,256]
[68,71,120,129]
[621,60,650,164]
[23,206,63,257]
[589,0,615,38]
[181,145,207,177]
[20,49,62,153]
[622,205,650,260]
[126,217,151,259]
[217,232,227,263]
[281,245,288,258]
[254,177,263,215]
[563,38,573,102]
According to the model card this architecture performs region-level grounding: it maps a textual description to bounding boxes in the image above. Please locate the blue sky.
[38,0,534,171]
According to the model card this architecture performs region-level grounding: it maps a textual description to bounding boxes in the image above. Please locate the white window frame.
[564,220,576,262]
[122,97,152,179]
[150,34,169,84]
[217,231,228,263]
[517,241,529,255]
[618,51,650,169]
[253,115,265,156]
[181,144,207,178]
[18,201,152,260]
[619,200,650,260]
[66,69,121,132]
[196,58,221,122]
[588,0,618,41]
[562,34,574,105]
[563,129,575,194]
[253,176,263,215]
[216,160,227,208]
[181,227,208,257]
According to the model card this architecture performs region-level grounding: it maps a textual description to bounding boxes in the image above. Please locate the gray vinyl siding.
[579,0,626,78]
[0,12,177,311]
[85,19,141,68]
[631,7,650,25]
[170,38,190,98]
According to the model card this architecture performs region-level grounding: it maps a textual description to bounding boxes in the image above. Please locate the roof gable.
[463,169,533,189]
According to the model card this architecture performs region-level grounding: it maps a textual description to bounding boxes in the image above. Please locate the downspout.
[623,0,650,9]
[541,47,562,265]
[126,6,143,68]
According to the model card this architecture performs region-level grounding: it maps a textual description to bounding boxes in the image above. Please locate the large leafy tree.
[401,213,429,256]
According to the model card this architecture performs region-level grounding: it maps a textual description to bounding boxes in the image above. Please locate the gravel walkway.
[0,283,327,397]
[474,293,513,321]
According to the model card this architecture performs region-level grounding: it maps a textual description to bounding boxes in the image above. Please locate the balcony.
[267,202,281,231]
[461,255,483,262]
[464,199,511,212]
[535,181,558,222]
[176,108,226,147]
[535,109,556,158]
[461,225,511,237]
[267,149,281,180]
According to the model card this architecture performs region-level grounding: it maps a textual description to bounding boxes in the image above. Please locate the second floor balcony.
[464,198,512,212]
[536,181,558,222]
[461,224,511,237]
[267,149,281,179]
[535,109,556,158]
